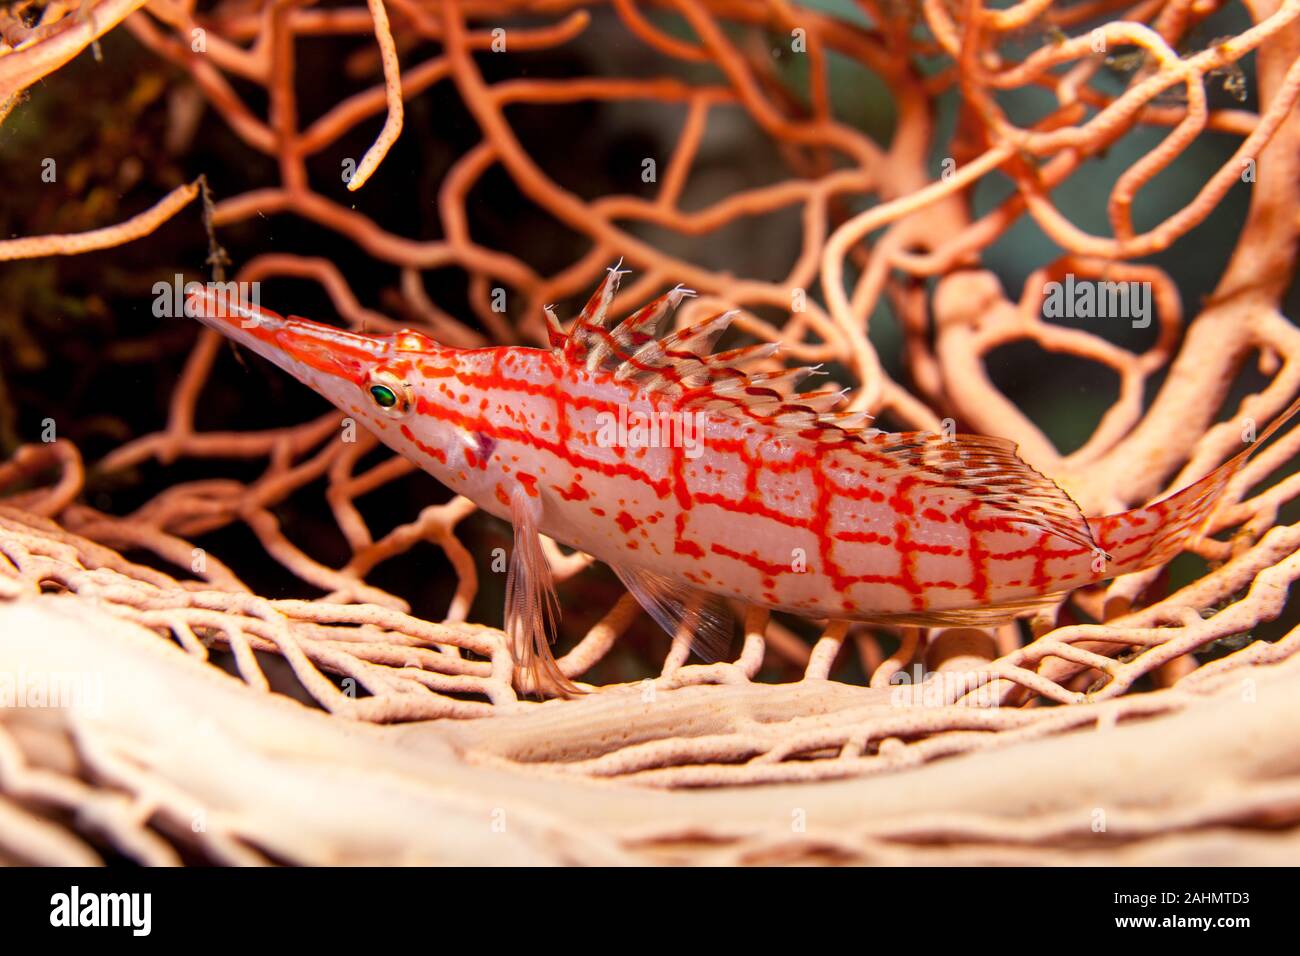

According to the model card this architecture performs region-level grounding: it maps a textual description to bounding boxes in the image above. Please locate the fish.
[187,266,1300,697]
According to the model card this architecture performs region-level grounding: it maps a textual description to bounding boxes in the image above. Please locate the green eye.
[370,384,398,408]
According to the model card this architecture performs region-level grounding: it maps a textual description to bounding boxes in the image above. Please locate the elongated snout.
[185,286,385,385]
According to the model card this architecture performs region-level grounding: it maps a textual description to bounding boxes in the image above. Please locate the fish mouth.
[185,287,382,385]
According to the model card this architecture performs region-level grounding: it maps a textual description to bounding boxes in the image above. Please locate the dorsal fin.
[707,342,781,371]
[657,309,737,357]
[861,431,1099,552]
[706,364,819,399]
[549,266,868,443]
[591,285,693,371]
[561,261,629,364]
[760,387,849,414]
[612,310,739,393]
[819,409,876,431]
[543,305,566,350]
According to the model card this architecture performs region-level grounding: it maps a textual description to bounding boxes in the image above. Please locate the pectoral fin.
[506,484,581,698]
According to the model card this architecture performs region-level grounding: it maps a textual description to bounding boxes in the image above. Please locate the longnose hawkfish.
[189,266,1299,697]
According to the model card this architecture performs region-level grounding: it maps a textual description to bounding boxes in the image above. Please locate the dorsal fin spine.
[543,305,566,351]
[563,262,628,363]
[556,265,892,444]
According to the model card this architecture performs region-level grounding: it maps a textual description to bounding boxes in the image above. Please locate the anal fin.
[505,485,582,698]
[866,590,1070,629]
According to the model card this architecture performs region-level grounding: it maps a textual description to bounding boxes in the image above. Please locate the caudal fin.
[1094,394,1300,575]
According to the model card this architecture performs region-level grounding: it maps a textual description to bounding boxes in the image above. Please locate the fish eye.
[366,372,411,417]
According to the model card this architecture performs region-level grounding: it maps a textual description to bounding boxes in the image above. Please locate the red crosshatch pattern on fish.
[187,266,1300,697]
